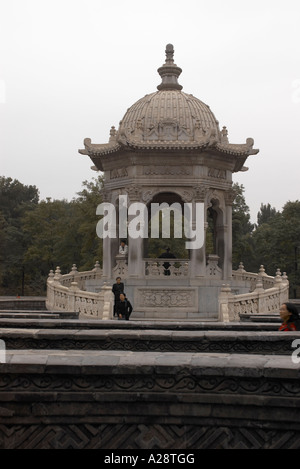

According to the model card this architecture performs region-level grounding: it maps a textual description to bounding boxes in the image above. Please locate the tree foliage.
[231,183,254,270]
[257,203,279,227]
[250,201,300,296]
[0,177,39,295]
[0,176,103,295]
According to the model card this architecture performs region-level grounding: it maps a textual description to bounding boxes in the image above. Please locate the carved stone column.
[100,189,114,280]
[189,185,207,278]
[224,188,236,280]
[126,185,145,278]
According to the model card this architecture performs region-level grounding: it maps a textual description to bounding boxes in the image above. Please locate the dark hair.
[284,302,300,322]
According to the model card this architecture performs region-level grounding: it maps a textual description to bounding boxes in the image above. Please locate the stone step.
[0,297,46,311]
[0,310,79,319]
[0,327,297,355]
[0,312,61,319]
[240,313,281,323]
[0,317,281,330]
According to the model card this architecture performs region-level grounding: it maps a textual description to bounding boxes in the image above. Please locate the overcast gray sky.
[0,0,299,222]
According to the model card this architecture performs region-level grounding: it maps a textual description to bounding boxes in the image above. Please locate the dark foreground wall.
[1,348,300,449]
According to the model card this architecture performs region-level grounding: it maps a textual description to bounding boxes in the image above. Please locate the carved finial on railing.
[70,264,78,274]
[275,268,282,285]
[258,265,267,276]
[54,266,62,282]
[274,269,282,288]
[48,270,54,280]
[282,272,289,285]
[255,268,264,291]
[93,261,101,272]
[238,262,245,272]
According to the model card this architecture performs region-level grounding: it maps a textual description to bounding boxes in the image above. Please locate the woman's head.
[280,302,299,322]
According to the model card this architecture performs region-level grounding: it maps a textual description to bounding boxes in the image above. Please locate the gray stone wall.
[0,319,300,449]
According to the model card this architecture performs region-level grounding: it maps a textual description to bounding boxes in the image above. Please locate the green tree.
[20,175,104,293]
[0,177,39,295]
[231,183,255,270]
[75,175,104,270]
[22,199,75,293]
[249,201,300,296]
[257,203,279,227]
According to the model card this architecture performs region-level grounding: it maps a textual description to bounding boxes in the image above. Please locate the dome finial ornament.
[165,43,174,64]
[157,43,183,91]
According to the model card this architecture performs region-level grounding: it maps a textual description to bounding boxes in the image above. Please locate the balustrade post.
[101,282,114,320]
[93,261,102,274]
[274,268,282,288]
[46,270,55,310]
[279,271,289,305]
[68,282,78,312]
[218,284,232,322]
[53,266,62,283]
[255,267,266,313]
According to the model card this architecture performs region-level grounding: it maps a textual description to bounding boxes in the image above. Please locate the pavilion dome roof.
[117,44,222,150]
[79,44,259,162]
[118,89,221,148]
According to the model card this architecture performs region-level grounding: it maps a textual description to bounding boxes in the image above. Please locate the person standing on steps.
[112,277,124,317]
[116,293,133,321]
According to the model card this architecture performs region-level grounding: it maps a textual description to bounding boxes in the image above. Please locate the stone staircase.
[1,304,300,449]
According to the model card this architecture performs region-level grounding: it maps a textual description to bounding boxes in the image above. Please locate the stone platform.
[1,315,300,449]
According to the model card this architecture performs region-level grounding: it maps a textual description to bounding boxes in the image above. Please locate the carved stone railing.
[46,262,290,322]
[219,267,289,322]
[144,259,189,277]
[232,263,275,291]
[46,266,113,319]
[58,262,102,290]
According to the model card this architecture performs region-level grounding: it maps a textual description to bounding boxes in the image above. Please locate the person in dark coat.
[116,293,133,321]
[112,277,124,317]
[158,247,176,275]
